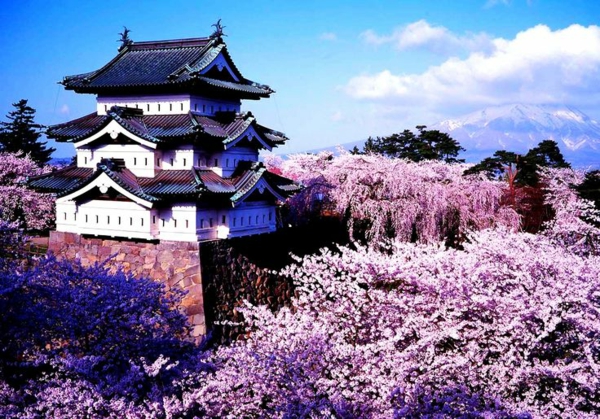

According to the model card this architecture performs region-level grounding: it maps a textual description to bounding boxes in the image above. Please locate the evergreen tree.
[464,139,570,186]
[359,126,465,163]
[0,99,54,166]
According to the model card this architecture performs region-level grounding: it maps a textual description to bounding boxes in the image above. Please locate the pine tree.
[359,126,465,163]
[0,99,55,166]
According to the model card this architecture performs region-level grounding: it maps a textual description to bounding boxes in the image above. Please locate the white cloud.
[360,20,492,55]
[346,24,600,114]
[320,32,338,41]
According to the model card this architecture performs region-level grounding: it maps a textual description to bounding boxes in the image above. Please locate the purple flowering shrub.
[0,225,211,417]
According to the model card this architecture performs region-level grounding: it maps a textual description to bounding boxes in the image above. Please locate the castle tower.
[30,27,299,242]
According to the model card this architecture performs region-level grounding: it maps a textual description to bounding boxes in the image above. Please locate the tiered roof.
[46,107,288,151]
[29,160,300,206]
[61,37,273,99]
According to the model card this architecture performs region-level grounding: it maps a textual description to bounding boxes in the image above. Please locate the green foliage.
[464,140,570,186]
[577,170,600,213]
[0,100,55,166]
[357,126,465,163]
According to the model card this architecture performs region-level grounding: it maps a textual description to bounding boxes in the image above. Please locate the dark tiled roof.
[196,169,237,194]
[96,161,159,202]
[139,170,201,196]
[29,160,299,206]
[48,108,288,150]
[47,113,110,142]
[61,37,273,98]
[27,165,93,192]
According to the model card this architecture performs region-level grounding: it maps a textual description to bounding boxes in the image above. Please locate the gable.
[57,172,155,208]
[74,119,158,150]
[199,51,241,82]
[225,125,272,151]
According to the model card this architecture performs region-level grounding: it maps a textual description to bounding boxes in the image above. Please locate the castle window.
[222,215,226,224]
[145,157,148,166]
[214,158,218,167]
[118,216,121,225]
[141,218,144,226]
[174,219,177,228]
[181,103,184,111]
[129,217,133,226]
[63,212,67,220]
[85,215,88,223]
[96,215,99,224]
[104,105,107,111]
[183,158,187,166]
[107,215,110,224]
[153,215,156,224]
[194,103,197,111]
[170,158,174,166]
[226,158,229,167]
[209,218,213,228]
[248,216,251,225]
[169,103,173,111]
[185,219,189,228]
[269,212,272,221]
[162,219,165,227]
[158,104,161,112]
[200,219,204,228]
[263,214,266,223]
[203,104,206,113]
[74,213,77,221]
[241,217,244,226]
[84,157,88,164]
[147,104,150,112]
[157,158,160,166]
[134,157,137,166]
[256,215,259,224]
[233,217,236,227]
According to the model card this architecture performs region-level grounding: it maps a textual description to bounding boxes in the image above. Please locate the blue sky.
[1,0,599,157]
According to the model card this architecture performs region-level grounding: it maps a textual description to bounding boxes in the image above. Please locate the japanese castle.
[30,26,299,242]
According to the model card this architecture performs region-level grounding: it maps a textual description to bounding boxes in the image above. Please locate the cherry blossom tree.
[267,151,520,244]
[190,229,600,418]
[0,152,54,230]
[540,167,600,255]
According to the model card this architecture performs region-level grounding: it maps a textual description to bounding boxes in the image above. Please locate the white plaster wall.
[156,203,198,242]
[161,147,195,170]
[56,200,78,232]
[97,94,240,116]
[225,202,277,238]
[77,144,158,177]
[73,200,157,240]
[195,148,258,177]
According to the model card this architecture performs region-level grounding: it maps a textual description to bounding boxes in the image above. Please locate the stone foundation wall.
[200,239,294,343]
[48,231,205,338]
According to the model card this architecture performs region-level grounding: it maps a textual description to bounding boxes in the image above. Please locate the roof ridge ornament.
[210,19,226,40]
[117,26,133,52]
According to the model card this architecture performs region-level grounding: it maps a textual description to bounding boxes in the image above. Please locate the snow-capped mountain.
[431,104,600,166]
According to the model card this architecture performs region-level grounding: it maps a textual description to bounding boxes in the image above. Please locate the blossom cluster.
[0,152,54,230]
[267,151,520,243]
[192,229,600,418]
